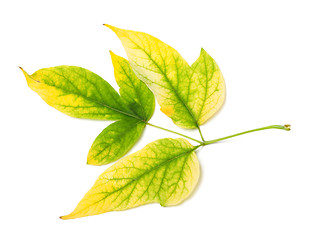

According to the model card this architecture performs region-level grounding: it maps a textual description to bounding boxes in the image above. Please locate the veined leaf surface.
[110,51,155,121]
[61,138,200,219]
[22,62,156,165]
[21,66,139,121]
[106,25,225,129]
[191,48,226,125]
[87,53,155,165]
[87,119,146,165]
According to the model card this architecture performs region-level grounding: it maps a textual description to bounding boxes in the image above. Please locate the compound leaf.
[61,138,200,219]
[87,119,146,165]
[105,25,225,129]
[21,66,140,121]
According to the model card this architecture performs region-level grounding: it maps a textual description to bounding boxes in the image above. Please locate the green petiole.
[202,124,291,146]
[146,123,203,144]
[147,123,291,147]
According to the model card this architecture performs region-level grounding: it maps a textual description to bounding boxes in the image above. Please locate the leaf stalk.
[202,124,291,146]
[146,123,203,144]
[197,126,205,142]
[147,124,291,147]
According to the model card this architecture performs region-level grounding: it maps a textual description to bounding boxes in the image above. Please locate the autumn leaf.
[21,25,290,220]
[105,25,225,131]
[61,138,200,219]
[191,48,226,125]
[110,51,155,121]
[21,66,136,120]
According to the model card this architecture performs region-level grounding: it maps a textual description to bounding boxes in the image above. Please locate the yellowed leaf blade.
[21,66,135,120]
[105,25,225,128]
[110,51,155,121]
[61,138,200,219]
[191,48,226,125]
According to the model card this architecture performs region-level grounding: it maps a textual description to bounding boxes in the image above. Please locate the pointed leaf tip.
[19,67,27,77]
[104,24,121,33]
[109,50,116,59]
[108,26,226,128]
[19,66,26,73]
[20,67,35,81]
[61,138,200,219]
[104,24,112,29]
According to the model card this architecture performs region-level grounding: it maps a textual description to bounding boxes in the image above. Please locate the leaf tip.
[86,156,94,166]
[86,154,102,166]
[60,212,80,220]
[199,47,208,56]
[109,51,124,69]
[19,66,26,74]
[109,50,116,58]
[19,67,32,80]
[86,160,95,166]
[104,24,113,29]
[284,124,291,131]
[104,24,121,34]
[59,215,71,220]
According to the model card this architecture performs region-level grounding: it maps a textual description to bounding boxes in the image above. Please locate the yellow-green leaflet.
[191,49,226,125]
[22,61,155,165]
[61,138,200,219]
[87,53,154,165]
[110,51,155,121]
[87,119,146,165]
[106,25,225,129]
[21,66,135,120]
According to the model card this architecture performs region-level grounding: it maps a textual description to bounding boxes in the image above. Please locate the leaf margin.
[61,138,200,219]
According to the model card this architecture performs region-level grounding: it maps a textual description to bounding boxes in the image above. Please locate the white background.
[1,0,310,239]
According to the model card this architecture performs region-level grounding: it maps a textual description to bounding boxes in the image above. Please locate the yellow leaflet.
[105,25,225,129]
[61,138,200,219]
[21,66,135,120]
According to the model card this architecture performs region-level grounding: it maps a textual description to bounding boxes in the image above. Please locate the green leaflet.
[87,119,146,165]
[61,138,200,219]
[105,25,226,130]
